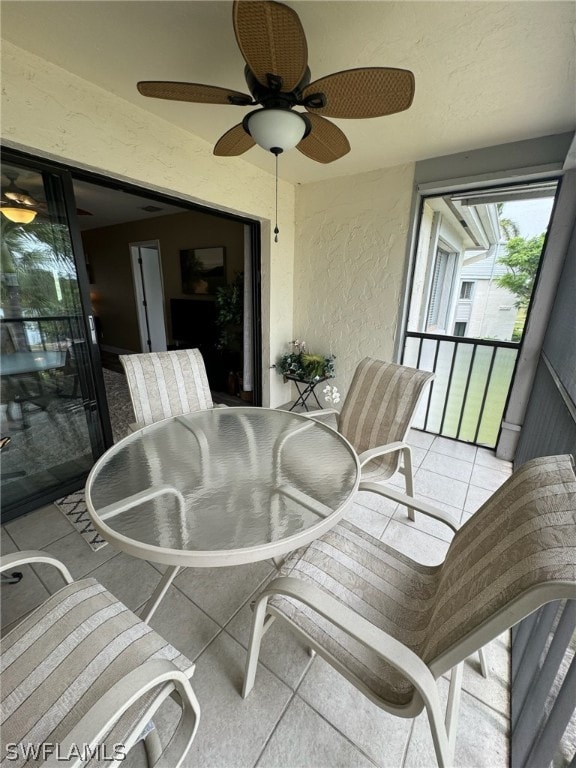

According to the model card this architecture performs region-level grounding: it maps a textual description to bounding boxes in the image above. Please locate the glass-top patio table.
[86,407,360,621]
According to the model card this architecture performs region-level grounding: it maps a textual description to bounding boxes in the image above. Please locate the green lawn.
[406,339,518,448]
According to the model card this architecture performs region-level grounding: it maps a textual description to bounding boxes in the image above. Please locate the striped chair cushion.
[424,453,576,663]
[120,349,213,426]
[269,455,576,709]
[270,520,441,706]
[337,358,434,481]
[1,578,194,768]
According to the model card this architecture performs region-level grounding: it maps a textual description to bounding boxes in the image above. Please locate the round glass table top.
[86,407,360,566]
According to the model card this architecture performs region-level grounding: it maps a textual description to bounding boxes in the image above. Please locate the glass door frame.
[1,147,113,520]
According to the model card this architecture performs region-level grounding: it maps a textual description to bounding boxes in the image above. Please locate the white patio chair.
[243,454,576,768]
[1,551,200,768]
[305,357,434,519]
[120,348,222,430]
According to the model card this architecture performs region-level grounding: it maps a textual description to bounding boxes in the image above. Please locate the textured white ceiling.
[2,1,575,184]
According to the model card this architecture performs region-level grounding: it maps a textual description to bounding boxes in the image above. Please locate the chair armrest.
[301,408,339,420]
[359,481,459,532]
[259,576,440,710]
[0,551,73,584]
[43,659,201,768]
[357,441,407,467]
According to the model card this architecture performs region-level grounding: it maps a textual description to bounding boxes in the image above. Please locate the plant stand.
[285,374,331,411]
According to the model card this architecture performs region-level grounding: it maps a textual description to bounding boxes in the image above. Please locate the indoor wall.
[82,210,245,353]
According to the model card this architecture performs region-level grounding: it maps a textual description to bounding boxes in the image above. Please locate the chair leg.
[425,662,463,768]
[143,726,162,767]
[403,446,415,521]
[445,662,463,761]
[478,646,490,678]
[243,594,270,698]
[425,693,452,768]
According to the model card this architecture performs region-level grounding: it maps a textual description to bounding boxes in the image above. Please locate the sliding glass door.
[1,153,111,520]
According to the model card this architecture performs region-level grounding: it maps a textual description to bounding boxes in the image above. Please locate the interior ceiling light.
[1,172,39,224]
[136,0,415,240]
[0,202,37,224]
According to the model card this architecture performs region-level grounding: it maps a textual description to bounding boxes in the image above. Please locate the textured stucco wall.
[293,164,415,398]
[1,41,296,406]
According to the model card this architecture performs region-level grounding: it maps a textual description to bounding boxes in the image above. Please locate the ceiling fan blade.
[233,0,308,92]
[302,67,415,118]
[297,114,350,164]
[137,81,253,106]
[213,123,256,156]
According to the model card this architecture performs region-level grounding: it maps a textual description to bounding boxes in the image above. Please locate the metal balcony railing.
[0,315,84,353]
[402,331,519,448]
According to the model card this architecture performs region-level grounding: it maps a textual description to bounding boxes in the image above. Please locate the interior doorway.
[129,241,167,353]
[72,173,262,405]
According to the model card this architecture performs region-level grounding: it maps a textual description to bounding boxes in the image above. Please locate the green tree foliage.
[1,219,79,317]
[495,233,545,310]
[499,217,520,240]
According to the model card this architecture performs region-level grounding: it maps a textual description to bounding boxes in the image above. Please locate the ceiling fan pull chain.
[274,152,280,243]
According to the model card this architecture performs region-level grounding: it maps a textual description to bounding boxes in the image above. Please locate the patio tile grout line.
[291,682,392,768]
[400,720,417,768]
[251,685,304,768]
[249,654,385,768]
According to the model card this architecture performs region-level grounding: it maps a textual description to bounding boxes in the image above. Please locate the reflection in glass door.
[1,157,109,519]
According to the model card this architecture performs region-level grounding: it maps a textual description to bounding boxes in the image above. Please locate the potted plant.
[276,340,335,381]
[215,272,245,396]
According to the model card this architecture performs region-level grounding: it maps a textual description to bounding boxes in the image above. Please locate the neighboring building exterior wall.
[407,201,434,331]
[462,279,517,340]
[407,205,469,336]
[456,245,519,340]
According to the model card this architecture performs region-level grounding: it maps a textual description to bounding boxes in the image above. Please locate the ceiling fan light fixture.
[0,204,37,224]
[245,109,308,154]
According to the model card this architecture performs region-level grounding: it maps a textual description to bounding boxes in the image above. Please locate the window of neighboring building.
[460,281,474,300]
[454,322,467,336]
[426,247,458,330]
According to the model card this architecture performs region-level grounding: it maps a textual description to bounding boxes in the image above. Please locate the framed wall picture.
[180,246,226,295]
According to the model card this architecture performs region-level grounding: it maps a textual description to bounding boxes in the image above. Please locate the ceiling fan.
[137,0,415,164]
[0,172,93,224]
[0,172,41,224]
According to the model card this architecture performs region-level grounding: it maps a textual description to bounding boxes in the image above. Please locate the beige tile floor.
[1,430,513,768]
